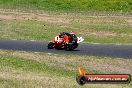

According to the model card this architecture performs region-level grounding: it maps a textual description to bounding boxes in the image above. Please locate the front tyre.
[48,42,54,49]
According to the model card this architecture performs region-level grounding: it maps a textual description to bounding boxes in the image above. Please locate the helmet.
[70,31,75,35]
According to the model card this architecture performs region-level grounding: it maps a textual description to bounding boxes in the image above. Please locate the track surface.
[0,40,132,58]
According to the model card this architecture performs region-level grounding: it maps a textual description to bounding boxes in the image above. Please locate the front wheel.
[48,42,54,49]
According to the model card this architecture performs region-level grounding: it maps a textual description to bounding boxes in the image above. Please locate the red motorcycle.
[48,32,84,51]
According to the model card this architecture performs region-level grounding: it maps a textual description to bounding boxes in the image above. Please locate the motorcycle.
[48,32,84,51]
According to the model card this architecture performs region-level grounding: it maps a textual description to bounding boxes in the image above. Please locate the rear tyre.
[65,43,78,51]
[48,42,54,49]
[65,44,74,51]
[73,43,78,49]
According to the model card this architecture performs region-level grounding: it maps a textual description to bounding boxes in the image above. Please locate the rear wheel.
[48,42,54,49]
[65,44,74,51]
[65,43,78,51]
[73,43,78,49]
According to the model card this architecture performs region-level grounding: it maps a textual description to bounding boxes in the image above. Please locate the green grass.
[0,1,132,87]
[0,0,132,12]
[0,0,132,44]
[0,55,74,78]
[0,20,74,41]
[0,13,132,44]
[0,50,132,88]
[0,52,77,88]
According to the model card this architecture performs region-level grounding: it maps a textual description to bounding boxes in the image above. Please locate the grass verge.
[0,10,132,44]
[0,0,132,12]
[0,50,131,88]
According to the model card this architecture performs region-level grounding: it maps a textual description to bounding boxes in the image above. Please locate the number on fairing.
[55,36,60,42]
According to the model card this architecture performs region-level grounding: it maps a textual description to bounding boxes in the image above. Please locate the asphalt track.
[0,40,132,59]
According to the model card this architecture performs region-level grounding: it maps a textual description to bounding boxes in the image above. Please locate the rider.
[62,31,76,44]
[52,32,76,44]
[69,31,77,43]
